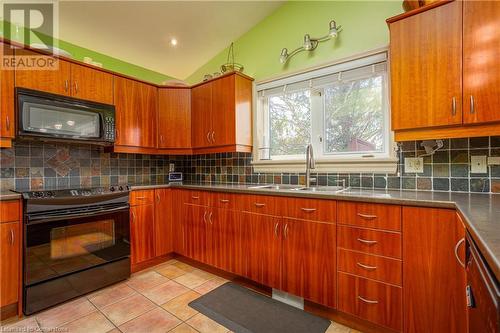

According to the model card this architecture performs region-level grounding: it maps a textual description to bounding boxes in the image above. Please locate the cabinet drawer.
[130,190,155,206]
[338,272,402,331]
[179,190,211,206]
[0,200,20,223]
[337,202,401,231]
[240,195,282,216]
[283,198,336,223]
[338,248,402,286]
[213,192,241,209]
[337,225,402,259]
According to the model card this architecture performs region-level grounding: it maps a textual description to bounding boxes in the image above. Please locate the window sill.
[251,157,398,174]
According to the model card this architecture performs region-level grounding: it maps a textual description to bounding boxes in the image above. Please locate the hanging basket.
[220,42,244,73]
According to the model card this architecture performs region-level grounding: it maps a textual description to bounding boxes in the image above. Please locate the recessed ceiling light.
[170,38,178,46]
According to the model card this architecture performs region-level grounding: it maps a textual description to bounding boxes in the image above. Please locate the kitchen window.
[253,50,397,173]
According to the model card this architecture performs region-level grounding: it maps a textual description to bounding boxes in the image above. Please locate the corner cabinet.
[114,76,158,152]
[388,1,500,141]
[191,73,253,154]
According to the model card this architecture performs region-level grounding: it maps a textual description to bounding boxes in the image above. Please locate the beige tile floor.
[1,259,362,333]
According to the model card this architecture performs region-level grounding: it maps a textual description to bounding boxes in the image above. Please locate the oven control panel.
[22,185,130,199]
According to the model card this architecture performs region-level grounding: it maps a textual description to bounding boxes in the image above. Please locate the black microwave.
[16,88,115,145]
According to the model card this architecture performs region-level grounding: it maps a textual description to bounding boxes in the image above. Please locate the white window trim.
[251,47,397,174]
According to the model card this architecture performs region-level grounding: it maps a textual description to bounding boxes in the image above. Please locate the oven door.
[24,205,130,286]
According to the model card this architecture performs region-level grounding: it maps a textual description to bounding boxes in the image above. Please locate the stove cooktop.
[16,185,130,199]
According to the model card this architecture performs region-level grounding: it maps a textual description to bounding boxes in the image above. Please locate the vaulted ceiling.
[58,1,284,80]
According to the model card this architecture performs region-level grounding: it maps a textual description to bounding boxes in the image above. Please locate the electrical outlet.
[169,163,175,172]
[404,157,424,173]
[471,155,487,174]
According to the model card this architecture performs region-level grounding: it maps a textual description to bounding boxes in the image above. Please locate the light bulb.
[303,34,313,50]
[329,20,338,37]
[280,48,288,64]
[170,38,178,46]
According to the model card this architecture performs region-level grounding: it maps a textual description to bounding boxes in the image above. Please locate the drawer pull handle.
[192,196,200,199]
[357,238,377,245]
[357,262,377,270]
[300,208,317,212]
[254,203,265,207]
[358,296,378,304]
[357,213,377,219]
[220,199,230,203]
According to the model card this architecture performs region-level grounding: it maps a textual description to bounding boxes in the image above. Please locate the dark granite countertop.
[131,183,500,281]
[0,190,21,201]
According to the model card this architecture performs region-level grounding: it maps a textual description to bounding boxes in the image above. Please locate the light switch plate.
[404,157,424,173]
[471,155,488,174]
[169,163,175,172]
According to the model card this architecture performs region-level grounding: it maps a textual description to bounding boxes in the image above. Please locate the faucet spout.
[305,144,316,187]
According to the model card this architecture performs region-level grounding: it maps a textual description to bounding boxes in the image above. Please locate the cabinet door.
[211,75,235,146]
[130,204,155,264]
[154,189,173,257]
[114,77,157,148]
[183,204,207,263]
[158,88,191,149]
[463,1,500,124]
[390,1,462,130]
[15,49,71,96]
[0,221,19,307]
[70,63,113,104]
[282,218,336,308]
[402,207,466,333]
[243,212,281,289]
[0,42,15,139]
[211,208,244,275]
[191,83,213,148]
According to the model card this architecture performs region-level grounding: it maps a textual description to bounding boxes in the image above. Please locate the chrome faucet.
[305,143,316,188]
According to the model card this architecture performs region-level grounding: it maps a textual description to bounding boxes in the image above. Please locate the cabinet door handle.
[192,195,200,200]
[131,212,136,222]
[64,80,69,92]
[135,196,146,200]
[206,132,211,143]
[203,211,207,224]
[115,129,119,139]
[6,116,10,131]
[284,223,289,239]
[358,296,378,304]
[254,203,265,208]
[160,134,164,144]
[451,97,456,116]
[357,238,377,245]
[300,208,317,212]
[274,222,279,237]
[357,213,377,219]
[220,199,229,203]
[74,81,78,94]
[454,238,466,268]
[470,95,475,114]
[9,229,14,245]
[211,131,215,143]
[208,211,213,224]
[357,262,377,270]
[156,193,160,203]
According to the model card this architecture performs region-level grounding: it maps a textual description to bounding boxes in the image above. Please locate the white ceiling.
[58,1,283,80]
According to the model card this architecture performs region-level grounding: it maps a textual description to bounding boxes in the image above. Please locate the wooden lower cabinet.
[282,218,336,308]
[130,204,155,264]
[0,221,20,309]
[211,208,244,275]
[338,272,402,331]
[154,189,173,257]
[402,207,466,333]
[183,203,207,263]
[242,212,282,290]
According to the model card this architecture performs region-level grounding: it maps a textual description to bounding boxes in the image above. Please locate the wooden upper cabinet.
[191,73,253,152]
[402,207,466,333]
[389,1,463,130]
[191,82,213,148]
[0,42,15,142]
[462,0,500,124]
[70,63,113,104]
[114,76,157,148]
[158,88,191,151]
[15,48,72,96]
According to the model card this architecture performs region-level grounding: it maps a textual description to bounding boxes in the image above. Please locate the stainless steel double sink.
[247,184,350,193]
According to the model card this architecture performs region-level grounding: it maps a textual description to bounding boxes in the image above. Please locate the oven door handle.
[27,205,129,223]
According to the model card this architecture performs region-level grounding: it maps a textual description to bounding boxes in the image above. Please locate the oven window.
[50,220,115,260]
[23,102,100,138]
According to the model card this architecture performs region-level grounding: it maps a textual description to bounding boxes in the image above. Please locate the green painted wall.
[186,1,403,84]
[1,20,175,84]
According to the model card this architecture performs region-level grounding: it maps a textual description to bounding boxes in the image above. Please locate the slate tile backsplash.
[1,136,500,193]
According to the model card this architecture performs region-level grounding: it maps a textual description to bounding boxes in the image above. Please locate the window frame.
[252,48,398,174]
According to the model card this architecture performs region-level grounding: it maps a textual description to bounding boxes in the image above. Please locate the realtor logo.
[2,1,59,70]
